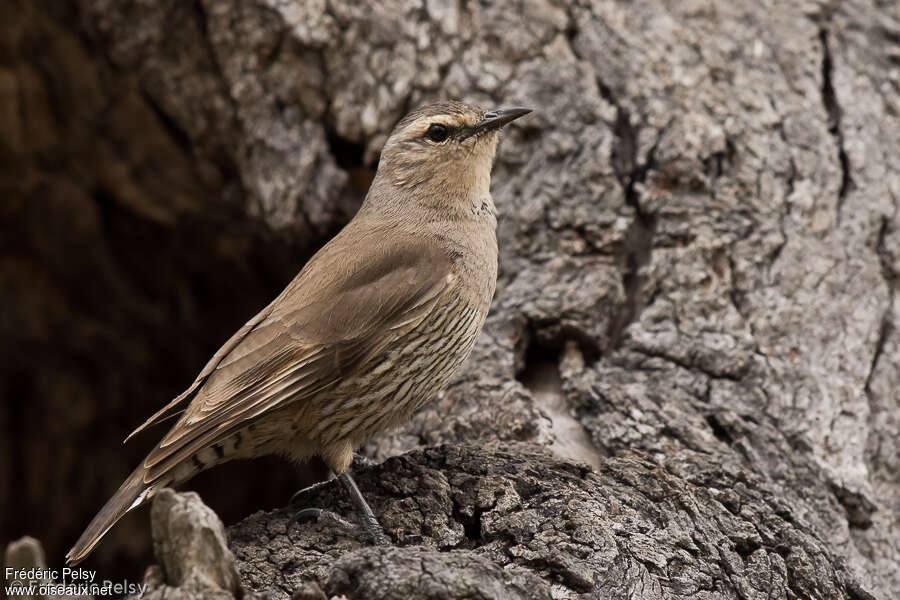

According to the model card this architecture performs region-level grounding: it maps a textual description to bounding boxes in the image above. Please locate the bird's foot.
[339,471,390,546]
[289,470,389,546]
[289,477,333,506]
[293,507,325,522]
[291,506,354,530]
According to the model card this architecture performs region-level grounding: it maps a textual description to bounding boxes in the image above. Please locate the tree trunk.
[2,0,897,598]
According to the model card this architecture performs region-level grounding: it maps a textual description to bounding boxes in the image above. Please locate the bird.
[66,100,531,565]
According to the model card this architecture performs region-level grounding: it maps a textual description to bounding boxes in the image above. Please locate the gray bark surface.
[231,445,871,599]
[2,0,898,598]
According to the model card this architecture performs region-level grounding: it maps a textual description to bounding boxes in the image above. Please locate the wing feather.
[123,298,278,443]
[139,226,453,483]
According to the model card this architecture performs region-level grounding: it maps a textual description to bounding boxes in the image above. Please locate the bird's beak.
[461,107,532,140]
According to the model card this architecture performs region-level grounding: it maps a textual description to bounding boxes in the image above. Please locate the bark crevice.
[819,27,854,215]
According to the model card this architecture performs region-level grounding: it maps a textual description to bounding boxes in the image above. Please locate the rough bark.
[2,0,898,598]
[231,445,873,600]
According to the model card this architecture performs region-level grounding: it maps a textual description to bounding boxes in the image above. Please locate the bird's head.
[365,100,531,219]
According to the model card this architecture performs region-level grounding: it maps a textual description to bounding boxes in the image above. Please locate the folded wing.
[136,225,453,483]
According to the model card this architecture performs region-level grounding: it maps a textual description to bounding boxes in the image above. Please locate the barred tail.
[66,466,154,565]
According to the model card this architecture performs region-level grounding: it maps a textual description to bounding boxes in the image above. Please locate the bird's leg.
[338,471,390,546]
[290,468,390,546]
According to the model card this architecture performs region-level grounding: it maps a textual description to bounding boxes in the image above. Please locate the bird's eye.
[426,123,449,142]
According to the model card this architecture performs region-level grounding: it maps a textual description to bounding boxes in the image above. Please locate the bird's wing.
[123,300,277,443]
[139,226,453,483]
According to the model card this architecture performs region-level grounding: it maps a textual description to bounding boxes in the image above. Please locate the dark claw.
[292,507,324,523]
[291,507,355,532]
[289,477,332,505]
[289,489,306,506]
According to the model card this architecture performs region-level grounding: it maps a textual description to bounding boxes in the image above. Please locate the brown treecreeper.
[67,100,531,564]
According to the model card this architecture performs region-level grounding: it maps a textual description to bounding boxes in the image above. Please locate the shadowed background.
[0,0,367,577]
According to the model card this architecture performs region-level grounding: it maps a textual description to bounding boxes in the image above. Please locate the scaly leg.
[292,468,389,546]
[338,471,389,546]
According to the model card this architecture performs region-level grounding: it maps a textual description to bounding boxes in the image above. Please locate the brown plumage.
[67,100,531,565]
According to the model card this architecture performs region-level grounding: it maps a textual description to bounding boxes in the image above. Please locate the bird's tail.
[66,465,155,565]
